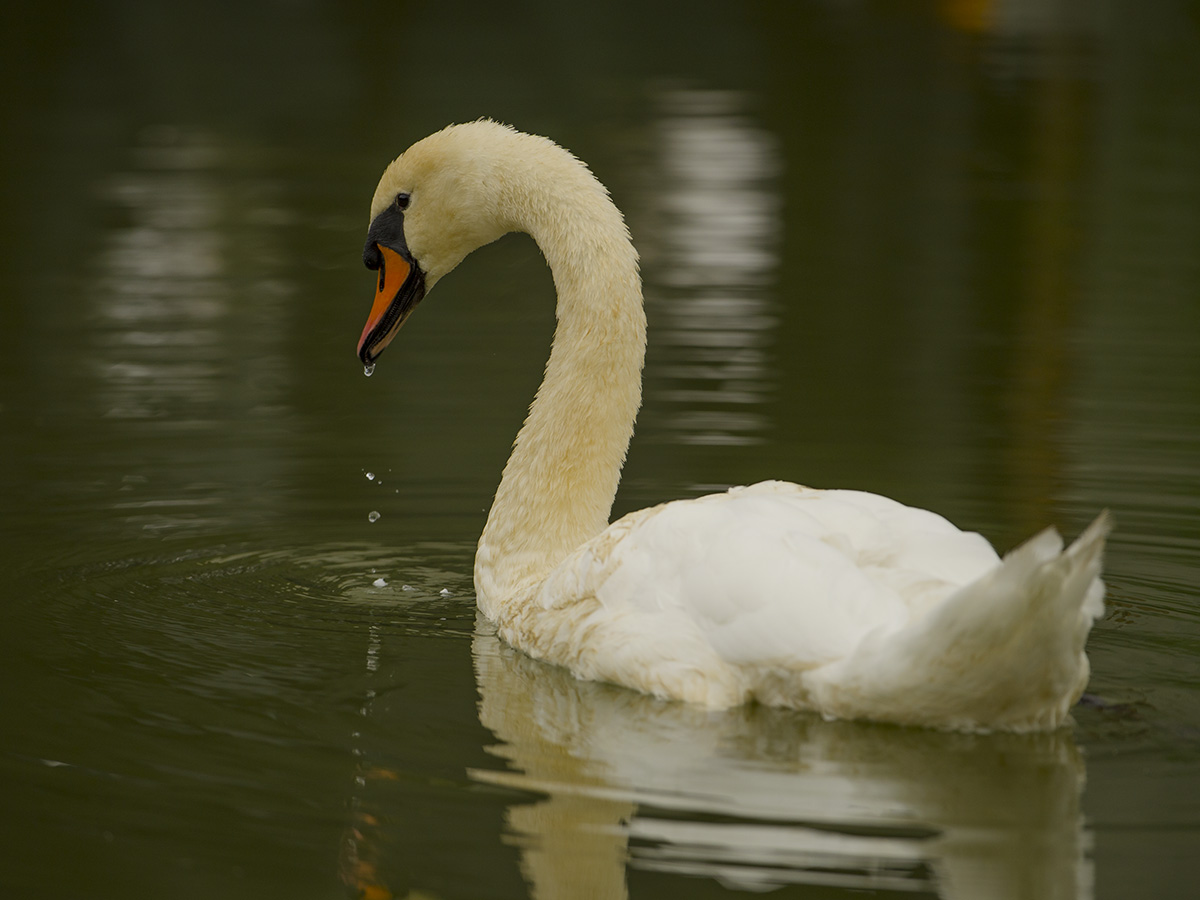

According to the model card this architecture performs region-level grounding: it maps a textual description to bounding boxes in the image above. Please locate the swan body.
[357,120,1109,732]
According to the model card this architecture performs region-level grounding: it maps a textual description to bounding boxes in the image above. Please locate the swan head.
[357,121,521,365]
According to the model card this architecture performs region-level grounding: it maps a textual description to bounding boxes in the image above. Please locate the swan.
[355,120,1110,732]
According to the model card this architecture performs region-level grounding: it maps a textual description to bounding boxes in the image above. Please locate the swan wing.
[539,481,1001,672]
[808,510,1111,730]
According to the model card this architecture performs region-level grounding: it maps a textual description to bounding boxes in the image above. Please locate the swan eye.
[395,193,410,211]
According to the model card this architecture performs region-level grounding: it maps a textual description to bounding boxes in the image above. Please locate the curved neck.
[474,157,646,615]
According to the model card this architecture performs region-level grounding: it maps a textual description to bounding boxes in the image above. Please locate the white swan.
[356,120,1110,732]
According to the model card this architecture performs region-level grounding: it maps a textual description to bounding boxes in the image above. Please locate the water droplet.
[365,472,375,481]
[367,510,380,523]
[364,364,375,377]
[372,577,388,587]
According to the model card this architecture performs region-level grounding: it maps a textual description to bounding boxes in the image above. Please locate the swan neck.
[475,158,645,612]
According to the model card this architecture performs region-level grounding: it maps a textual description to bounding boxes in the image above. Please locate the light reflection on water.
[642,89,781,448]
[83,127,301,538]
[94,130,229,422]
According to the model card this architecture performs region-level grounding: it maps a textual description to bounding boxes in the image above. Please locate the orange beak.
[357,244,420,364]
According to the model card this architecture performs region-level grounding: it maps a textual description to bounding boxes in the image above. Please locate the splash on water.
[372,577,388,587]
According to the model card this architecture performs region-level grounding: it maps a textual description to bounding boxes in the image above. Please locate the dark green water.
[2,2,1199,898]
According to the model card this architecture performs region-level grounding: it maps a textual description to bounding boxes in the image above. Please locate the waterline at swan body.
[357,120,1109,732]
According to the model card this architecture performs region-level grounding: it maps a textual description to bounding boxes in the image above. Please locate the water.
[2,2,1199,898]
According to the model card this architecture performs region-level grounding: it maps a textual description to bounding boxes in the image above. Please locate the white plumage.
[359,120,1110,732]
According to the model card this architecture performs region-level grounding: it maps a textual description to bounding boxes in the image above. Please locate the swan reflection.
[470,615,1091,899]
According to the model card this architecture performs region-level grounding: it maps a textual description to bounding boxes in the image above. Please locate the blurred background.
[1,1,1198,898]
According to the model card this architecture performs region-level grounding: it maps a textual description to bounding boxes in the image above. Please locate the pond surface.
[2,2,1199,898]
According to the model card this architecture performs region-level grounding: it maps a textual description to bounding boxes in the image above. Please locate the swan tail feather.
[807,511,1112,732]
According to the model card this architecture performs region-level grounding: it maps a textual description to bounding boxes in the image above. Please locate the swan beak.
[358,244,426,365]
